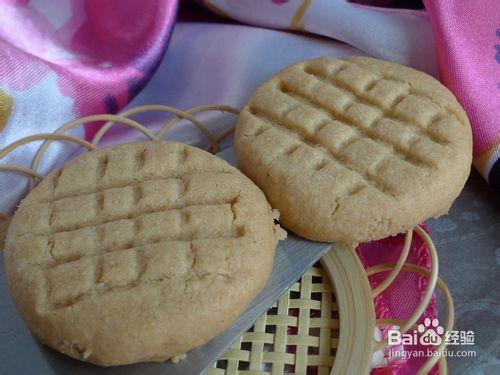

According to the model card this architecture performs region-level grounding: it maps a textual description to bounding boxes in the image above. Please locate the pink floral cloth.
[0,1,494,374]
[358,226,438,374]
[0,0,178,212]
[424,0,500,191]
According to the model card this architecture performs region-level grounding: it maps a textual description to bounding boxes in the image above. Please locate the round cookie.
[235,56,472,243]
[5,141,283,366]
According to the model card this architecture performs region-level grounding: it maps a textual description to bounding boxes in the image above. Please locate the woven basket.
[209,235,453,375]
[208,242,377,375]
[0,105,454,375]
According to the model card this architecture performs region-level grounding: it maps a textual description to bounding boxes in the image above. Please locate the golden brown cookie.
[4,141,283,366]
[235,56,472,243]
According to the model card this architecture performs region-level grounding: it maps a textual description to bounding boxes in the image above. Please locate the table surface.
[426,170,499,374]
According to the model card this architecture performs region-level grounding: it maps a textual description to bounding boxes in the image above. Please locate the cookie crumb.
[171,353,187,363]
[83,348,93,359]
[275,224,287,240]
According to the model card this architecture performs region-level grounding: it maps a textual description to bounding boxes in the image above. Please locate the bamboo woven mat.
[208,265,338,375]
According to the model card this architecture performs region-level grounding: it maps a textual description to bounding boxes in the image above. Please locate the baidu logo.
[418,318,444,345]
[385,319,476,360]
[388,318,445,346]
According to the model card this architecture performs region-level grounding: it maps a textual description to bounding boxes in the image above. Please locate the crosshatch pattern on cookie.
[8,142,270,310]
[244,58,466,199]
[14,174,243,237]
[43,236,241,308]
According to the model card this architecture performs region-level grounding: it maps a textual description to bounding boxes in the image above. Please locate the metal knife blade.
[0,147,332,375]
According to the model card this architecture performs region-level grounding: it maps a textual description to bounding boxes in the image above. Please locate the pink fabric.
[358,226,438,374]
[0,0,177,115]
[424,0,500,189]
[0,0,178,213]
